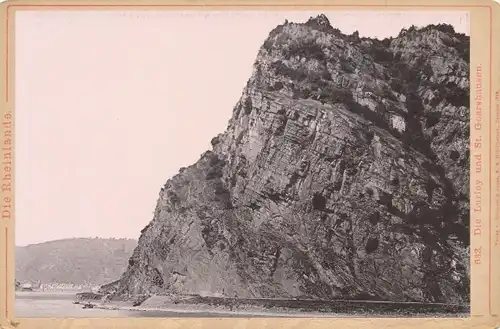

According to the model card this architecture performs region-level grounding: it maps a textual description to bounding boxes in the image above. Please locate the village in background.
[16,280,102,293]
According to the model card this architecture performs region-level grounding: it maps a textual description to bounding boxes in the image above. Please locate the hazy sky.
[15,10,469,246]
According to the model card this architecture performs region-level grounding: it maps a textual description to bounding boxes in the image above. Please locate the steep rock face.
[109,16,470,304]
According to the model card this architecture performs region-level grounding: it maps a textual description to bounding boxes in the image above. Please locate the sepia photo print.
[14,10,471,318]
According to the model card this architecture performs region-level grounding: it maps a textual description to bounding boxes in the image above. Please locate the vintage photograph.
[14,10,470,317]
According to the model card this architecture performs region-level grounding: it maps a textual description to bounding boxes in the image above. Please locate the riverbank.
[16,291,237,318]
[78,294,470,318]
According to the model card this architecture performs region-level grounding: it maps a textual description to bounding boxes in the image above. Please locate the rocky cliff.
[107,15,470,304]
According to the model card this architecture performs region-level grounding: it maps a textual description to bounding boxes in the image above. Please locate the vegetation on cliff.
[108,15,470,305]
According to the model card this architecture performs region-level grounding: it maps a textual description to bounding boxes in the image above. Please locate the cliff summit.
[104,16,470,305]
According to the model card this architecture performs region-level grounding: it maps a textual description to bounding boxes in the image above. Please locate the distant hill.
[16,238,137,286]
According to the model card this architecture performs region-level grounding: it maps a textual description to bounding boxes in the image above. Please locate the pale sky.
[14,10,469,246]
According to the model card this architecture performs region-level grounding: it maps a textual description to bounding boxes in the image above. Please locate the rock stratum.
[105,16,470,305]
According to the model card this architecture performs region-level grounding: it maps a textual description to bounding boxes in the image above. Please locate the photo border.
[1,1,499,328]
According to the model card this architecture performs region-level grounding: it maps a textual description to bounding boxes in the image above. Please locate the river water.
[15,291,234,318]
